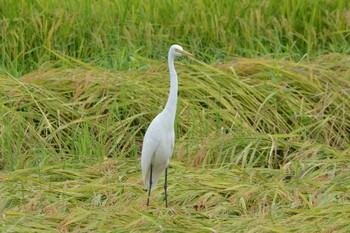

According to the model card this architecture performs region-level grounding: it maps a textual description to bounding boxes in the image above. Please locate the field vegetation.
[1,0,350,232]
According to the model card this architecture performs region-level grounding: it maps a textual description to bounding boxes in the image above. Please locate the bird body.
[141,44,192,207]
[141,109,175,190]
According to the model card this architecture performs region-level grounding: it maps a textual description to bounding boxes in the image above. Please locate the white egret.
[141,44,193,207]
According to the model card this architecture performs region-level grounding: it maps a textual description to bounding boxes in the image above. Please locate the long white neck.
[164,53,178,124]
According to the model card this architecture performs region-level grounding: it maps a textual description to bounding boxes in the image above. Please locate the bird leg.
[146,164,153,206]
[164,167,168,208]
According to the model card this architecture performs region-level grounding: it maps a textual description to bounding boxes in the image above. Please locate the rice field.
[1,0,350,232]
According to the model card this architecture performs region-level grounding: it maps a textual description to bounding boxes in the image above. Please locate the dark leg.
[146,164,153,206]
[164,167,168,208]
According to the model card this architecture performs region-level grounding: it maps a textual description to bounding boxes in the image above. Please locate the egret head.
[170,44,193,57]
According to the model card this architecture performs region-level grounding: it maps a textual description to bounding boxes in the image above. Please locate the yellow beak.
[177,49,194,57]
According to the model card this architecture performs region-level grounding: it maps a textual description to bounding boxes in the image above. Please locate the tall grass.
[1,0,349,76]
[1,43,350,233]
[1,0,350,231]
[1,54,349,170]
[1,147,350,232]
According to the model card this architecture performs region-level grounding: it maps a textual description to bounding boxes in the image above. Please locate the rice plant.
[1,0,350,232]
[1,54,350,232]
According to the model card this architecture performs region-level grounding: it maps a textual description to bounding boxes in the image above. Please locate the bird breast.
[152,119,174,162]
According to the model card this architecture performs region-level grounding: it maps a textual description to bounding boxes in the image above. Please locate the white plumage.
[141,44,193,207]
